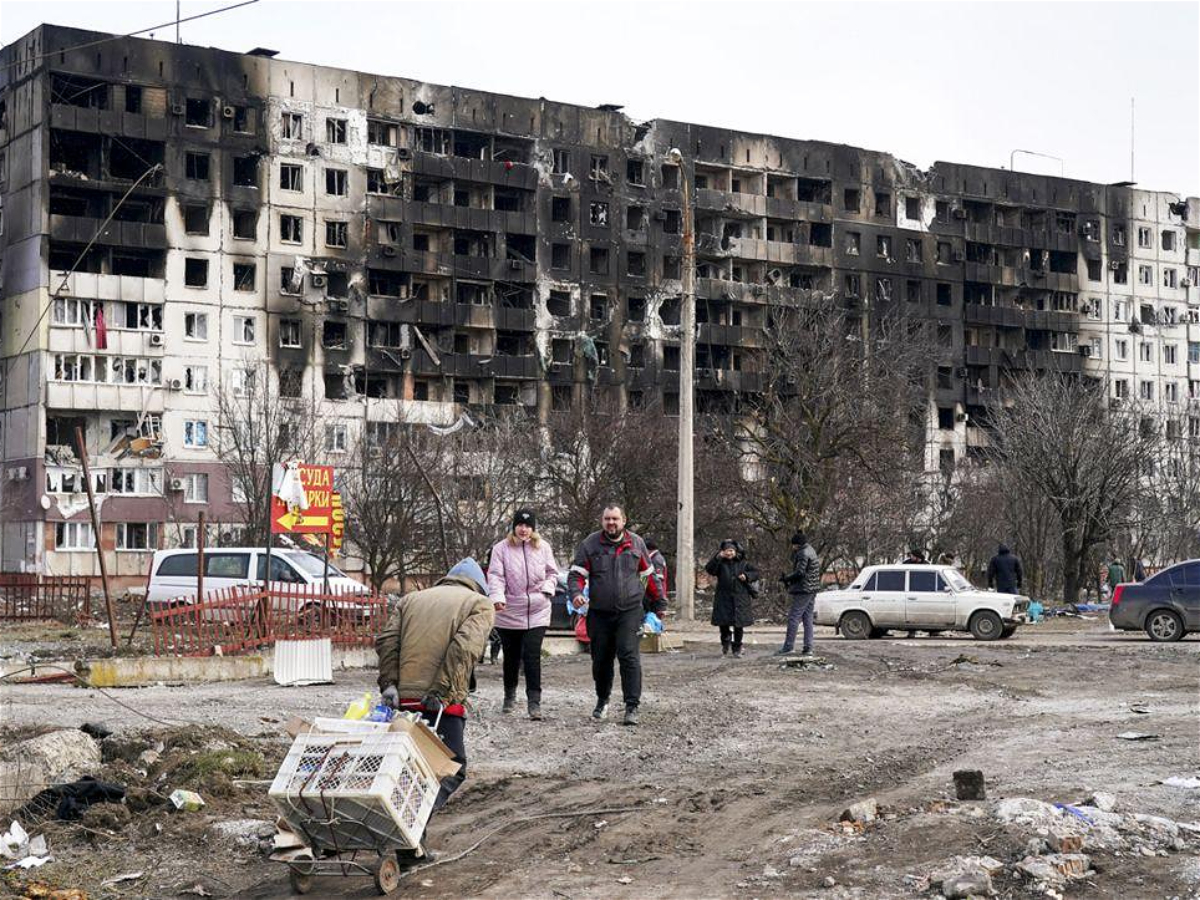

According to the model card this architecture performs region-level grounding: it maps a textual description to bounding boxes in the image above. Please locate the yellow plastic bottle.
[343,691,373,720]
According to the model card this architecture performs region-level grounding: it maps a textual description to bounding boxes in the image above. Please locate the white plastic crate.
[269,730,440,852]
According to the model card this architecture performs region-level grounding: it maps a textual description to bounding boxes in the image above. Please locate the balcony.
[402,200,536,235]
[50,214,166,249]
[483,355,540,379]
[51,104,168,141]
[409,153,539,191]
[964,304,1027,329]
[46,381,167,414]
[695,189,766,218]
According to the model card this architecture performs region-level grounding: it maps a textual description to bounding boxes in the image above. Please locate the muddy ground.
[1,619,1198,899]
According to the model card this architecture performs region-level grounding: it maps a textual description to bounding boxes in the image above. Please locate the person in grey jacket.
[778,530,820,656]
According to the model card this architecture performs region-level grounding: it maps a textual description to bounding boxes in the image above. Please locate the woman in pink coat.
[486,509,559,719]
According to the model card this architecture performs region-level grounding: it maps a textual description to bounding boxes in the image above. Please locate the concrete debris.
[839,797,878,824]
[1084,791,1117,811]
[1,820,52,870]
[1160,776,1200,789]
[1115,731,1158,741]
[1048,830,1084,853]
[209,818,275,852]
[941,871,993,898]
[0,729,102,816]
[822,874,836,887]
[953,769,987,801]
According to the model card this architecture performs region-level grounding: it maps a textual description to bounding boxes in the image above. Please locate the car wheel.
[1000,626,1017,639]
[1144,609,1184,643]
[969,610,1004,641]
[840,610,872,640]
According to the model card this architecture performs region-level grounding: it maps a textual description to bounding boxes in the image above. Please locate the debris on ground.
[1115,731,1159,741]
[952,769,986,801]
[0,731,101,816]
[168,790,204,812]
[18,778,125,822]
[1159,776,1200,789]
[839,797,878,824]
[0,820,51,870]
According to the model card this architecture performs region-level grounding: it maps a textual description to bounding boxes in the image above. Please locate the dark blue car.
[1109,559,1200,641]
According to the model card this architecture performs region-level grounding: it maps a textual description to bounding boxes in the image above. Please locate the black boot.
[502,690,516,713]
[527,692,542,720]
[721,640,731,656]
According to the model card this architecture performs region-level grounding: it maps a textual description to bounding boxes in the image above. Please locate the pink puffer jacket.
[487,537,559,630]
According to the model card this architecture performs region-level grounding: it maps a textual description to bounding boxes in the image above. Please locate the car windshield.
[284,551,348,579]
[943,569,973,591]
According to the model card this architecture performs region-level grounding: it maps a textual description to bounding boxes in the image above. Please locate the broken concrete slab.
[0,730,101,816]
[941,870,993,899]
[839,797,878,824]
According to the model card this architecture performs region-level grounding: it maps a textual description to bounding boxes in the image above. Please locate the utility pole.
[669,148,695,621]
[74,426,117,648]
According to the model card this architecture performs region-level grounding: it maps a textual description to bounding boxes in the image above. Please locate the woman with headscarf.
[705,539,759,657]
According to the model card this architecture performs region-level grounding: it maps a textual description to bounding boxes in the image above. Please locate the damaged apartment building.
[1,24,1198,580]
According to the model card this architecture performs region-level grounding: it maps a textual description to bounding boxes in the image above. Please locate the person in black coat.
[986,544,1024,594]
[705,539,759,657]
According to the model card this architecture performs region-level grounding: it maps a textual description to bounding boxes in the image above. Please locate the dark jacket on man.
[705,543,759,628]
[569,530,665,615]
[986,546,1024,594]
[782,541,821,595]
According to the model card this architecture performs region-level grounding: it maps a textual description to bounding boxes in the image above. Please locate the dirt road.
[2,620,1197,899]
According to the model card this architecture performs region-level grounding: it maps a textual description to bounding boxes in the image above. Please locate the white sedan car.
[815,564,1029,641]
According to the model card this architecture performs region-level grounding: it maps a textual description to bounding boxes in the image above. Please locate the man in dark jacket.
[986,544,1024,594]
[568,505,665,726]
[705,539,759,657]
[778,531,820,656]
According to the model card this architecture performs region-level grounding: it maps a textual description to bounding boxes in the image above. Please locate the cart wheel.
[288,868,313,895]
[375,856,402,895]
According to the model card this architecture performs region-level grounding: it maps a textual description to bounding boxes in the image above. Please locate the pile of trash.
[921,793,1198,898]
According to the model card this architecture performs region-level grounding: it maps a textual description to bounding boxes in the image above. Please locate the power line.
[2,0,260,74]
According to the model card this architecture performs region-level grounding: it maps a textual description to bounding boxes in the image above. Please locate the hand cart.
[268,714,443,895]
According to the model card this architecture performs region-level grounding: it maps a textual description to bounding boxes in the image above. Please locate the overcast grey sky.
[5,1,1198,196]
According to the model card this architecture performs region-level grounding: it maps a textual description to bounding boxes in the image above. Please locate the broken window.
[326,118,348,144]
[589,246,610,274]
[233,155,258,187]
[281,267,298,295]
[906,280,921,303]
[1164,268,1178,288]
[368,321,403,347]
[325,168,347,195]
[589,202,609,226]
[844,274,861,298]
[185,98,211,127]
[661,164,680,190]
[183,204,210,235]
[1137,227,1152,248]
[627,159,645,185]
[414,127,449,155]
[1138,265,1153,285]
[280,215,303,243]
[662,209,681,234]
[662,256,681,280]
[1113,262,1128,284]
[233,262,256,291]
[659,297,680,326]
[120,301,163,331]
[626,206,645,231]
[905,196,921,220]
[233,316,256,344]
[845,232,861,256]
[367,119,397,146]
[874,191,890,216]
[369,270,407,297]
[626,296,646,322]
[551,385,572,410]
[843,188,860,212]
[233,209,257,239]
[905,239,922,263]
[51,74,109,110]
[551,196,571,222]
[184,312,208,340]
[326,220,348,248]
[1086,258,1102,282]
[280,163,303,191]
[808,223,832,247]
[185,152,210,181]
[325,423,348,450]
[590,295,608,320]
[232,106,251,133]
[590,154,609,181]
[183,420,208,447]
[494,384,520,406]
[366,168,389,194]
[627,251,646,277]
[935,200,950,223]
[322,321,347,349]
[663,345,680,370]
[116,522,159,551]
[876,235,891,259]
[1112,223,1126,246]
[184,258,208,288]
[494,187,524,212]
[547,291,571,316]
[1162,230,1177,251]
[327,273,349,297]
[507,233,536,263]
[936,242,952,265]
[280,319,302,348]
[281,112,303,139]
[1055,213,1076,235]
[875,277,892,302]
[936,283,952,306]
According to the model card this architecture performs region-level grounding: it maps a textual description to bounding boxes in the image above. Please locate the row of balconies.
[965,345,1084,372]
[963,304,1077,331]
[50,103,170,142]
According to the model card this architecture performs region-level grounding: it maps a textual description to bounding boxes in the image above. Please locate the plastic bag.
[643,612,663,634]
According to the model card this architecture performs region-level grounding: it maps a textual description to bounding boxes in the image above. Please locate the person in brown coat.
[377,558,494,814]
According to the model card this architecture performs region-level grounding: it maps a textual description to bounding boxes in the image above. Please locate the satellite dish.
[40,495,52,511]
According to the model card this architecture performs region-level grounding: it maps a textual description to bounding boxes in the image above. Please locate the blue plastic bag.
[1027,600,1044,623]
[366,702,395,723]
[643,612,663,634]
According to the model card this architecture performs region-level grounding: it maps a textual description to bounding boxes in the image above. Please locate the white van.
[146,548,369,614]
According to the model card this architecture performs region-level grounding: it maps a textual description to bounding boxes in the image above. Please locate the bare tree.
[211,362,316,547]
[711,301,932,575]
[537,394,678,554]
[340,424,446,592]
[985,373,1158,604]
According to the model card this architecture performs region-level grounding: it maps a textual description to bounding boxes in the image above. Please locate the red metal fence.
[0,574,91,623]
[148,584,388,657]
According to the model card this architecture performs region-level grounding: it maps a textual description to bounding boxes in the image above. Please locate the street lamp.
[668,148,695,621]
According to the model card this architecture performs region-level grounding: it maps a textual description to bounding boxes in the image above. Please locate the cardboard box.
[640,632,683,653]
[388,715,462,780]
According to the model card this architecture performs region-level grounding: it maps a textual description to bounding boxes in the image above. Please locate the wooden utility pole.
[74,426,117,648]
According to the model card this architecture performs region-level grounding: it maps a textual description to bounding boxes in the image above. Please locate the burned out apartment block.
[1,24,1198,583]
